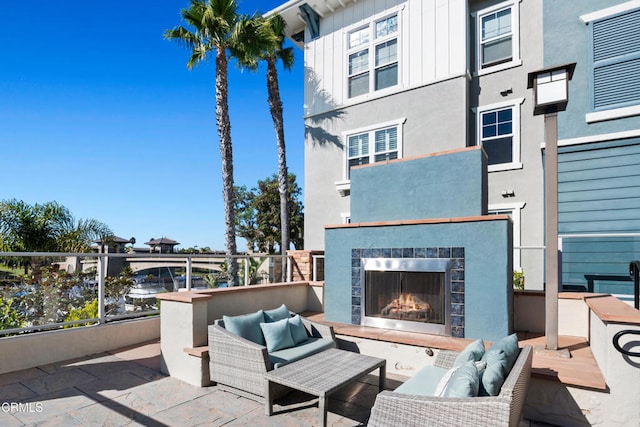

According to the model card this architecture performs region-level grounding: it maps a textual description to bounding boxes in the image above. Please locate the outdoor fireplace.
[361,258,452,335]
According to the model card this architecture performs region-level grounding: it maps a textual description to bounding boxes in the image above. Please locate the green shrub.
[64,299,98,328]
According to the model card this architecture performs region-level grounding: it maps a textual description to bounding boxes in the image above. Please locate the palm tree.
[236,14,295,281]
[165,0,272,286]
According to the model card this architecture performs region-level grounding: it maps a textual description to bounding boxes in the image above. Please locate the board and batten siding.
[303,0,467,117]
[558,138,640,295]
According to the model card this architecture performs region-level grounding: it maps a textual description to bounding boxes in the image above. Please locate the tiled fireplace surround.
[350,246,466,338]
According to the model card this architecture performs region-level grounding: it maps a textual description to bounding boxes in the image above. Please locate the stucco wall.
[350,147,487,222]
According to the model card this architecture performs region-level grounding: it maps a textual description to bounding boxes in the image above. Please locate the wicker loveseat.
[208,304,336,401]
[368,337,533,427]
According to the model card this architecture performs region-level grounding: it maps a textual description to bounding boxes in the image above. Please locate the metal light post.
[527,63,576,351]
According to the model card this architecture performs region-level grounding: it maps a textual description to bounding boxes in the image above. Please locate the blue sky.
[0,0,304,251]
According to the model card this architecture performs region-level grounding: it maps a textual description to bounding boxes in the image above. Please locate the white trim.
[340,117,407,138]
[488,162,523,172]
[489,201,526,269]
[475,0,521,75]
[579,0,640,23]
[539,128,640,149]
[586,104,640,123]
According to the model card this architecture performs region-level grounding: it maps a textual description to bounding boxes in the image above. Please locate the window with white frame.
[347,14,399,98]
[476,98,523,171]
[476,1,520,74]
[346,124,401,178]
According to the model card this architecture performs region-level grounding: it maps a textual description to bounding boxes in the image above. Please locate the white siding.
[304,0,468,116]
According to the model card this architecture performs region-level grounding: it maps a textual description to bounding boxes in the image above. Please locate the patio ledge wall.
[0,317,159,374]
[156,281,324,387]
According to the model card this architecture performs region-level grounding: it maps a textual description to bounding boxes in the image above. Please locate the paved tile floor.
[0,340,555,426]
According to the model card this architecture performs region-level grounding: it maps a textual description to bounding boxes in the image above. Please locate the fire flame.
[396,293,418,310]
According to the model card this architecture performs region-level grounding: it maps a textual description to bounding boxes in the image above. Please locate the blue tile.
[352,285,361,297]
[415,247,426,258]
[451,303,464,315]
[451,315,464,327]
[452,282,465,293]
[451,293,465,304]
[362,249,371,258]
[452,327,464,338]
[351,248,361,258]
[452,247,465,258]
[352,296,361,306]
[451,258,464,269]
[352,258,361,268]
[382,248,391,258]
[426,247,438,258]
[352,314,361,325]
[351,267,361,280]
[402,248,414,258]
[438,247,451,258]
[352,305,361,316]
[391,248,402,258]
[452,270,465,281]
[371,248,382,258]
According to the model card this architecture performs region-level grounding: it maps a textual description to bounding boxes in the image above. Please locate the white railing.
[0,251,288,336]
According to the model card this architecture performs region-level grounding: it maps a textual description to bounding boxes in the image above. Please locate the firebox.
[361,258,451,335]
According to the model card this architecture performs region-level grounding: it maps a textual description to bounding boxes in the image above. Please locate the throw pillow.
[486,333,519,372]
[260,318,295,352]
[223,310,265,345]
[434,366,459,397]
[453,338,485,368]
[442,361,480,398]
[480,349,509,396]
[288,314,309,344]
[264,303,291,323]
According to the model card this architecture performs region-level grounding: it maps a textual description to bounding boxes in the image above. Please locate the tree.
[236,14,295,281]
[235,174,303,254]
[165,0,274,286]
[0,199,112,254]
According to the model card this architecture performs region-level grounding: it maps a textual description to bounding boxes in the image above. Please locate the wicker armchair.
[368,345,533,427]
[208,315,335,402]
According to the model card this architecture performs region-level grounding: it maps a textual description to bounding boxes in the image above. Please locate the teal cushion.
[269,337,336,367]
[443,361,480,397]
[223,310,265,345]
[480,349,509,396]
[288,315,309,344]
[260,318,295,352]
[264,303,291,322]
[394,366,450,397]
[487,333,519,372]
[453,338,485,368]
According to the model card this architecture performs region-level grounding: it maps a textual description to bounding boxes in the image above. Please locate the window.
[347,15,399,98]
[476,99,523,172]
[476,1,520,74]
[590,8,640,112]
[345,122,402,179]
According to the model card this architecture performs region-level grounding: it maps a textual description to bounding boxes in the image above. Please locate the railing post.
[244,256,250,286]
[185,257,192,291]
[312,255,318,282]
[97,254,106,324]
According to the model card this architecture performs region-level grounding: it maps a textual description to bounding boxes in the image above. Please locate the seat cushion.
[453,338,485,368]
[269,338,335,368]
[264,303,291,323]
[223,310,265,345]
[260,318,295,352]
[394,365,450,397]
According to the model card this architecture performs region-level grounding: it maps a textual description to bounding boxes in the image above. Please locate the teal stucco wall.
[349,147,488,223]
[324,218,513,342]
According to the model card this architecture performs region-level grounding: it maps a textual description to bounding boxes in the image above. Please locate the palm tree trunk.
[216,49,239,287]
[266,58,290,282]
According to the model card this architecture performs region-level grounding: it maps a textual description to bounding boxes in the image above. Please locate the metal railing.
[0,251,288,336]
[613,329,640,358]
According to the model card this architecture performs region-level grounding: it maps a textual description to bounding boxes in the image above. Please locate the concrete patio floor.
[0,340,555,426]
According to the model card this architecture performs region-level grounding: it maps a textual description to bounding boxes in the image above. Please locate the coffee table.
[264,348,386,426]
